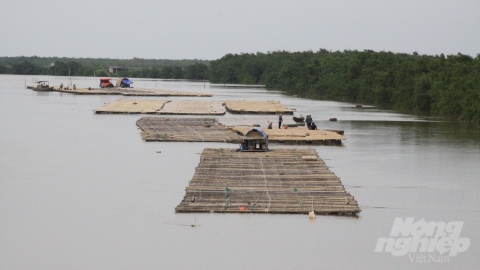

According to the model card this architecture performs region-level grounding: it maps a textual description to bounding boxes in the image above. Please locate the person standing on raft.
[306,115,313,130]
[278,114,283,129]
[239,139,246,150]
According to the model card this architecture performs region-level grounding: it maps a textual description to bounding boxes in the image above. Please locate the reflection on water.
[348,120,480,146]
[0,75,479,269]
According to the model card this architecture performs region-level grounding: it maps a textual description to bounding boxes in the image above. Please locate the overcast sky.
[1,0,479,60]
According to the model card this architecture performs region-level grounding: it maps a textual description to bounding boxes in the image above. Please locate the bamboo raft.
[136,117,345,145]
[94,100,296,115]
[94,100,226,115]
[51,86,212,97]
[175,148,360,215]
[94,100,170,114]
[157,100,226,115]
[218,117,298,128]
[136,117,240,142]
[225,100,296,114]
[230,126,345,145]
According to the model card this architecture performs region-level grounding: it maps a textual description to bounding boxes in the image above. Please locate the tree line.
[0,56,209,69]
[209,50,480,122]
[0,58,209,80]
[2,51,479,122]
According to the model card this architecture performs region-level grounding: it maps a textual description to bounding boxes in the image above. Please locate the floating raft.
[230,126,345,145]
[94,100,296,115]
[136,117,239,142]
[225,100,295,114]
[158,100,226,115]
[94,100,226,115]
[94,100,170,114]
[175,148,360,215]
[51,87,212,97]
[218,117,298,128]
[136,117,345,145]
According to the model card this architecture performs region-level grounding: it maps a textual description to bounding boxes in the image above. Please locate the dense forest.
[0,57,209,80]
[0,56,208,69]
[209,50,480,122]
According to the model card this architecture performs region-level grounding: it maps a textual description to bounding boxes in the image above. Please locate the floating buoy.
[329,118,337,122]
[239,207,246,211]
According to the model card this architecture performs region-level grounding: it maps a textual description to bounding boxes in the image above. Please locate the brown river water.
[1,75,479,269]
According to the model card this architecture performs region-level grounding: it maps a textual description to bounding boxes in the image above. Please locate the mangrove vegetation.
[209,50,480,122]
[0,56,209,80]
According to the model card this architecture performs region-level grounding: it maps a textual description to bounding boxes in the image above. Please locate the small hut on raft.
[115,78,133,88]
[240,127,268,151]
[99,78,114,88]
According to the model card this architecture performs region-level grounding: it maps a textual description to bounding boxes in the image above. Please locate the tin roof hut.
[240,127,268,152]
[115,78,133,88]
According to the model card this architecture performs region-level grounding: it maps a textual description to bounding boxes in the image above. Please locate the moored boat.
[293,115,305,122]
[28,81,53,91]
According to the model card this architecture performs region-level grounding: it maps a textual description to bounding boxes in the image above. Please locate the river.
[1,75,479,269]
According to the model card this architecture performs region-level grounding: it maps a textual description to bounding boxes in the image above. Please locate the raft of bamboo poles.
[136,117,240,142]
[94,100,226,114]
[225,100,295,114]
[157,100,226,115]
[229,126,344,145]
[51,86,212,97]
[94,100,170,114]
[136,117,345,145]
[175,148,360,215]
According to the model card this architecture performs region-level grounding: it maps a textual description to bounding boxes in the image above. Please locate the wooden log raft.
[175,148,360,215]
[136,117,345,145]
[225,100,295,114]
[136,117,240,142]
[51,86,212,97]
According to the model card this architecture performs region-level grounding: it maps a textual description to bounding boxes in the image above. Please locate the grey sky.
[1,0,479,60]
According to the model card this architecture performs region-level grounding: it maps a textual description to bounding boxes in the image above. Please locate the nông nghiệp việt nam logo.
[375,217,470,262]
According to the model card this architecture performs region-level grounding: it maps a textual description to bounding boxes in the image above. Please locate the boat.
[27,81,53,91]
[293,115,305,122]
